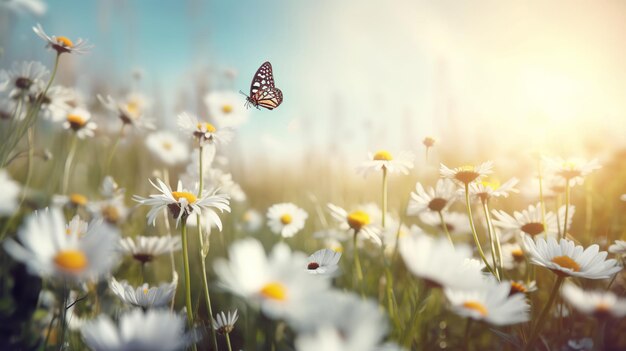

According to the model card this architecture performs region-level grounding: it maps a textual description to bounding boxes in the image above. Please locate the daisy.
[399,232,485,290]
[3,208,119,282]
[444,279,530,326]
[0,61,49,97]
[239,208,263,232]
[110,273,177,309]
[81,309,195,351]
[266,202,308,238]
[177,111,234,147]
[522,235,621,279]
[423,136,436,148]
[33,23,92,55]
[509,280,538,295]
[89,195,129,226]
[0,169,20,216]
[306,248,341,276]
[52,192,90,208]
[118,235,181,264]
[35,85,77,122]
[63,107,97,139]
[204,90,249,129]
[66,215,89,237]
[357,150,414,177]
[467,177,519,202]
[133,178,230,227]
[407,179,457,215]
[98,93,155,131]
[145,131,189,166]
[212,310,239,335]
[543,156,601,186]
[327,203,382,245]
[214,239,329,322]
[608,240,626,256]
[440,161,493,186]
[561,282,626,318]
[100,175,122,198]
[419,211,472,236]
[492,203,571,239]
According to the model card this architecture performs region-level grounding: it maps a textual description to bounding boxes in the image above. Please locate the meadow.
[1,13,626,351]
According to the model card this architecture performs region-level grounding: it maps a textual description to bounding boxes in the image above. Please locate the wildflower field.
[1,1,626,351]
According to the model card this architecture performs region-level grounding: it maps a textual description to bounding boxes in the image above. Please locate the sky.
[2,0,626,163]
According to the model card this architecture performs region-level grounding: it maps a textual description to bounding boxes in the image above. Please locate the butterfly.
[241,61,283,110]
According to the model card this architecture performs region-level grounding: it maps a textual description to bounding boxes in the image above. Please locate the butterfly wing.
[249,61,275,97]
[253,88,283,110]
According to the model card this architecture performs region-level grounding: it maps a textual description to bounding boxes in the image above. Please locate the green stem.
[463,183,496,276]
[562,178,571,240]
[180,221,197,350]
[524,275,565,351]
[353,231,364,295]
[198,146,204,197]
[198,214,219,351]
[382,167,388,228]
[481,200,501,280]
[438,211,454,246]
[104,124,126,176]
[58,282,68,350]
[226,333,233,351]
[61,134,78,194]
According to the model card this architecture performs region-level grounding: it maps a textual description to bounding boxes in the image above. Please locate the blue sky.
[3,0,626,162]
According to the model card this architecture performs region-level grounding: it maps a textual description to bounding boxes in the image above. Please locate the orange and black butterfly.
[241,61,283,110]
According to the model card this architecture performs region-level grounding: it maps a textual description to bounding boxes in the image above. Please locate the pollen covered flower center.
[54,250,88,272]
[162,141,173,150]
[197,122,216,133]
[280,214,293,225]
[373,150,393,161]
[521,222,545,236]
[428,198,447,212]
[307,262,320,270]
[347,210,370,231]
[510,282,527,295]
[551,255,580,272]
[69,193,88,206]
[56,36,74,47]
[463,300,488,317]
[171,191,197,204]
[67,114,87,128]
[222,104,234,114]
[260,282,288,301]
[455,166,480,184]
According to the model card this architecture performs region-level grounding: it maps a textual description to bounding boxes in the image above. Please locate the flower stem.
[198,214,219,351]
[58,281,68,350]
[481,200,501,280]
[180,220,197,349]
[463,183,496,276]
[438,211,454,247]
[524,275,564,351]
[226,333,233,351]
[382,167,388,228]
[353,231,364,295]
[562,178,571,240]
[198,146,204,197]
[61,134,78,194]
[104,124,126,177]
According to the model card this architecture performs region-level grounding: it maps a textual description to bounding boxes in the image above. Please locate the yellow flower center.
[595,302,611,314]
[67,114,87,127]
[56,36,74,47]
[331,245,344,253]
[280,214,293,225]
[162,141,172,150]
[197,122,216,133]
[551,255,580,273]
[125,101,140,117]
[143,287,149,294]
[521,222,545,236]
[511,248,525,261]
[480,178,500,190]
[222,104,234,114]
[373,150,393,161]
[510,281,527,294]
[54,250,88,272]
[347,210,370,231]
[102,205,120,224]
[454,165,480,184]
[171,191,197,204]
[423,137,435,147]
[260,282,288,301]
[69,193,88,206]
[462,300,488,317]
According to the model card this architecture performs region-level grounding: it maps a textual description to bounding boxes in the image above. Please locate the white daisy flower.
[419,211,472,236]
[52,192,90,208]
[509,280,537,295]
[440,161,494,186]
[177,111,234,147]
[204,90,249,129]
[522,235,621,279]
[239,209,263,232]
[66,215,89,237]
[145,131,189,166]
[543,156,601,186]
[89,195,129,226]
[100,176,122,198]
[399,232,486,290]
[620,194,626,202]
[33,23,92,55]
[407,179,457,215]
[266,202,308,238]
[133,178,230,227]
[36,85,77,121]
[110,273,177,309]
[492,203,572,239]
[306,248,341,276]
[0,169,20,216]
[466,177,519,202]
[81,309,194,351]
[293,291,391,351]
[357,150,414,177]
[561,282,626,318]
[608,240,626,256]
[98,93,155,131]
[327,203,382,246]
[3,208,119,282]
[118,235,182,264]
[214,239,329,322]
[0,61,49,96]
[444,279,530,326]
[212,310,239,335]
[62,107,97,139]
